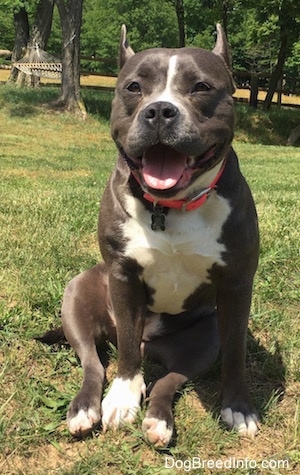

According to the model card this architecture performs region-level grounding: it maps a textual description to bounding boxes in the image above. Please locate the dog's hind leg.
[61,263,116,437]
[142,312,220,447]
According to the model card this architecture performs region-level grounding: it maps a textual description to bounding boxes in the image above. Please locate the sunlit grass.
[0,84,299,474]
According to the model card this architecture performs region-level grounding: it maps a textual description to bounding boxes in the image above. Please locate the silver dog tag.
[151,205,166,231]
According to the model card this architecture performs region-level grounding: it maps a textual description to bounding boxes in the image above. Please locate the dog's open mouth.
[128,143,218,191]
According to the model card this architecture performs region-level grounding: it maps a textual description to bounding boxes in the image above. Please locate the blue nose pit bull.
[39,24,260,447]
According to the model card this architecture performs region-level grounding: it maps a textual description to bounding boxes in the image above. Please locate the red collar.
[132,158,227,212]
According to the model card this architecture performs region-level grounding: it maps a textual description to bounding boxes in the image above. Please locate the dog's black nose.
[143,101,178,125]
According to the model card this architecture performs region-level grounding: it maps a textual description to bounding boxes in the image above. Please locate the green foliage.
[184,0,217,48]
[1,0,39,16]
[0,3,14,49]
[232,10,279,72]
[286,40,300,87]
[47,6,62,56]
[0,0,299,83]
[0,0,49,51]
[80,0,178,74]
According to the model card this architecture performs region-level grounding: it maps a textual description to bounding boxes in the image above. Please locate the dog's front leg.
[217,278,260,437]
[102,271,147,431]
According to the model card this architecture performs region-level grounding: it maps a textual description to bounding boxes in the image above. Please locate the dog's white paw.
[67,407,101,437]
[102,374,146,431]
[221,408,260,438]
[142,416,173,447]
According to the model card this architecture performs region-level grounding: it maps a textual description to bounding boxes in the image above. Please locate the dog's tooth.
[187,156,196,167]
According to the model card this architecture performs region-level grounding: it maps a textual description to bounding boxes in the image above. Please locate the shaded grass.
[0,84,299,474]
[235,106,300,145]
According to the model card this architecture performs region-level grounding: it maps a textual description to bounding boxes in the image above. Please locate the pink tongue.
[142,144,187,190]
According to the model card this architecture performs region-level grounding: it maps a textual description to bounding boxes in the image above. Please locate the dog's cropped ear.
[119,24,135,69]
[212,23,235,93]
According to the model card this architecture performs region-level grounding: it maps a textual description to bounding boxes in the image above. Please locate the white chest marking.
[123,193,231,315]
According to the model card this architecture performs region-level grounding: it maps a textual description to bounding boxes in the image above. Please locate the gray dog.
[40,24,260,447]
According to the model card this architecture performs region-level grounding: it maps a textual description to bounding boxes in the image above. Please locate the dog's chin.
[121,143,224,199]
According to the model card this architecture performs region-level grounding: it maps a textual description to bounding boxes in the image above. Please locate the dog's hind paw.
[101,374,146,431]
[142,417,173,447]
[221,407,260,438]
[67,407,101,437]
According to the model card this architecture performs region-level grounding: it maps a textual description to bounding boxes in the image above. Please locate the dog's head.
[111,25,235,200]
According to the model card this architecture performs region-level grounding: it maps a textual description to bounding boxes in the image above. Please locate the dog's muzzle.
[117,102,228,196]
[120,141,222,193]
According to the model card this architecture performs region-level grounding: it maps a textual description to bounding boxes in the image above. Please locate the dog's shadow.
[186,330,285,426]
[142,329,285,446]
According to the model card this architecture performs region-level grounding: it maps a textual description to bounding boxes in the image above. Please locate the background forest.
[0,0,299,89]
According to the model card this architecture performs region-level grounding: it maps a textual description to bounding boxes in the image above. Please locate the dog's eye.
[127,82,141,94]
[192,82,211,93]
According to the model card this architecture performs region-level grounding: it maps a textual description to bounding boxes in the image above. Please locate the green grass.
[0,85,299,474]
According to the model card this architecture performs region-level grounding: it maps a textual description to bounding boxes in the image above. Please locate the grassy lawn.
[0,84,299,474]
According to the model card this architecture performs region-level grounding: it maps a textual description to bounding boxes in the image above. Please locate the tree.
[8,7,29,82]
[27,0,55,87]
[262,0,300,110]
[17,0,54,86]
[168,0,186,47]
[8,0,54,86]
[54,0,86,116]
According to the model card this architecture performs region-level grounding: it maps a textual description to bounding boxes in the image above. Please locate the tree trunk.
[55,0,86,116]
[249,73,259,108]
[9,0,55,87]
[8,8,29,83]
[222,0,229,38]
[174,0,186,47]
[263,31,288,110]
[28,0,55,87]
[31,0,54,49]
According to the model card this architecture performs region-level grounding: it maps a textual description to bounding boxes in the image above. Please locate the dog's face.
[111,25,235,199]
